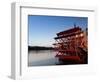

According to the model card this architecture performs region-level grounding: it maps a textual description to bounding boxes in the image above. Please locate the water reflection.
[28,50,59,66]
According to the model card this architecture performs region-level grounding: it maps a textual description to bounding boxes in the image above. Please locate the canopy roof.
[57,27,82,36]
[55,31,83,39]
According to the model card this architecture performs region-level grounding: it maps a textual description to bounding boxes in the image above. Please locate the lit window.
[80,33,83,36]
[76,35,78,37]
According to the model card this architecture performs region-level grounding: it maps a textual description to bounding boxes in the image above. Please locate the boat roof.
[57,27,82,36]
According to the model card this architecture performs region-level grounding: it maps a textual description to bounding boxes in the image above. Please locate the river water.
[28,50,59,66]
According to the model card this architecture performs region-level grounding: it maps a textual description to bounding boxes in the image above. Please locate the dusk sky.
[28,15,88,47]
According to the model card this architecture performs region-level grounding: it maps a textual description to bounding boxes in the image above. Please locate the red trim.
[56,55,80,61]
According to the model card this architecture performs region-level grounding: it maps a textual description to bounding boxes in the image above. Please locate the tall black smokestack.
[74,23,76,28]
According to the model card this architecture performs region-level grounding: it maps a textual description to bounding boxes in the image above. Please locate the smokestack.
[74,23,76,28]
